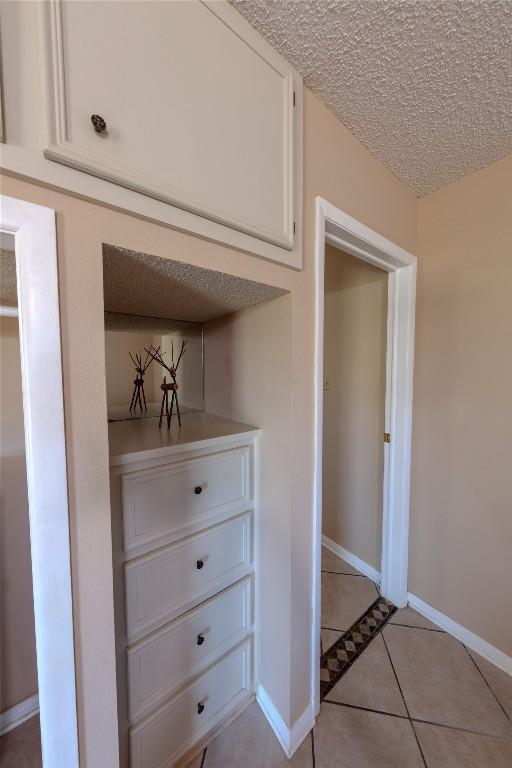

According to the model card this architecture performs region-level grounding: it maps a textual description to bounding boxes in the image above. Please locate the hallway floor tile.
[199,702,313,767]
[414,721,512,768]
[383,623,511,736]
[389,605,445,632]
[321,570,378,632]
[0,715,41,768]
[314,702,425,768]
[325,632,407,716]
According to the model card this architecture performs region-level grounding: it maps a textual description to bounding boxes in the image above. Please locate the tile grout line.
[388,622,446,634]
[463,644,511,724]
[411,716,512,741]
[323,698,410,720]
[322,699,511,741]
[321,569,377,580]
[321,625,345,634]
[311,728,316,767]
[380,629,429,768]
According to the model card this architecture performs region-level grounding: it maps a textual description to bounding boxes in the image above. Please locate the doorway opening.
[312,197,417,715]
[0,196,79,767]
[0,231,41,762]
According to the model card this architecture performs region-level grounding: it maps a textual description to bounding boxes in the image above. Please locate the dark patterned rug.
[320,597,397,700]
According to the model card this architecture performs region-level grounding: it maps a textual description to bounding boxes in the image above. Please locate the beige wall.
[0,83,417,764]
[205,294,293,716]
[411,154,512,656]
[0,315,38,713]
[322,246,388,571]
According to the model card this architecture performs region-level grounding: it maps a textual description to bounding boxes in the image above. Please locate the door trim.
[312,196,417,716]
[1,195,79,766]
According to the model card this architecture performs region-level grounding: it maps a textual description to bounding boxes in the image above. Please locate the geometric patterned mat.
[320,597,397,700]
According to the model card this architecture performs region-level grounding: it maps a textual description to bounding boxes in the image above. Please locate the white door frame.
[312,196,417,715]
[1,195,79,766]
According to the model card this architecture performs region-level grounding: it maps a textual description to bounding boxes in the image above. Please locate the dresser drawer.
[127,577,252,722]
[122,447,251,557]
[125,513,252,642]
[130,639,252,768]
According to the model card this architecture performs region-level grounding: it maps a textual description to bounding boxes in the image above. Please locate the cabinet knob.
[197,634,205,646]
[196,559,204,570]
[194,486,203,495]
[91,114,107,134]
[197,702,205,715]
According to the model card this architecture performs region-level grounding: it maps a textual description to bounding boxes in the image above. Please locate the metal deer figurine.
[145,341,187,428]
[128,348,154,413]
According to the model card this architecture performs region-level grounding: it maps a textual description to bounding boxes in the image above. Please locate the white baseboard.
[0,694,39,736]
[256,684,314,758]
[408,594,512,678]
[289,701,315,757]
[322,535,380,585]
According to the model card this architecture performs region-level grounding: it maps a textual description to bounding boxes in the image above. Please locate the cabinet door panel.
[43,0,295,248]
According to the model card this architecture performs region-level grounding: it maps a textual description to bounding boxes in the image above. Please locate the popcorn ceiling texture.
[103,244,288,323]
[0,250,17,306]
[232,0,512,196]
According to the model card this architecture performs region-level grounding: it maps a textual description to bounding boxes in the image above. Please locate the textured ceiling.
[103,244,288,323]
[0,249,17,306]
[104,312,199,333]
[232,0,512,196]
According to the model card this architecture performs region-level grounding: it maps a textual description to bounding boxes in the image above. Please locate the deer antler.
[175,340,187,372]
[144,345,172,374]
[141,346,155,373]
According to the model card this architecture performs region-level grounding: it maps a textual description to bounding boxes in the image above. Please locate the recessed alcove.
[102,243,293,766]
[102,244,289,425]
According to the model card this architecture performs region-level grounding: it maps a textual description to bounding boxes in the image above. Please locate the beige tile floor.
[189,547,512,767]
[2,548,511,767]
[0,715,41,768]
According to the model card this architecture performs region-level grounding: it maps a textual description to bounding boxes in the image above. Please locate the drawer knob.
[194,486,203,495]
[90,114,107,133]
[197,634,205,646]
[197,702,205,715]
[196,559,204,570]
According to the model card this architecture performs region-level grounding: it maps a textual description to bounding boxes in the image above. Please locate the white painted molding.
[408,594,512,677]
[256,685,314,759]
[1,195,79,766]
[312,196,417,717]
[289,701,316,758]
[0,304,18,317]
[322,535,380,585]
[0,694,39,736]
[36,0,303,267]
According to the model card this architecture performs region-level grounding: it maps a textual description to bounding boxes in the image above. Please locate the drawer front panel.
[130,640,252,768]
[127,578,252,722]
[125,514,252,641]
[122,447,251,557]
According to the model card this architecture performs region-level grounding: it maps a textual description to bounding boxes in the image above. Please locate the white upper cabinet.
[35,0,302,264]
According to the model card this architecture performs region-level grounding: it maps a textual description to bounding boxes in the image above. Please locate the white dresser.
[109,413,260,768]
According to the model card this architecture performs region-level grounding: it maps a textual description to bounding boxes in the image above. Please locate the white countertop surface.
[108,411,260,466]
